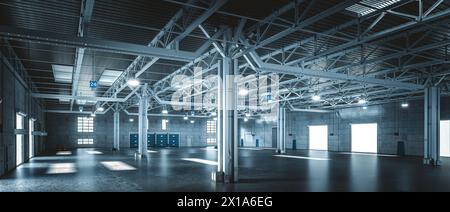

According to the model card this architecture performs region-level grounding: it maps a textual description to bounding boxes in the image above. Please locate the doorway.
[351,123,378,154]
[29,119,35,159]
[441,120,450,157]
[309,125,328,151]
[16,113,25,166]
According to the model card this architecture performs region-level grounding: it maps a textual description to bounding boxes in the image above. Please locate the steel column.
[113,109,120,151]
[424,86,441,166]
[138,84,149,157]
[277,105,286,154]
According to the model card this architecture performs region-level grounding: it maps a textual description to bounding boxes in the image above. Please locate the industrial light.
[91,113,96,117]
[312,95,321,101]
[162,109,169,114]
[129,118,134,122]
[363,106,368,110]
[79,106,83,112]
[239,88,249,96]
[244,118,249,122]
[190,120,195,124]
[358,99,368,104]
[127,79,140,87]
[401,103,409,108]
[97,107,105,112]
[211,112,217,116]
[245,113,251,117]
[213,117,217,121]
[183,116,189,120]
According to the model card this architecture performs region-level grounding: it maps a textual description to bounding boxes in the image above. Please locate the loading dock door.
[441,121,450,157]
[351,123,378,154]
[157,133,169,147]
[309,125,328,151]
[169,134,180,147]
[272,128,277,148]
[130,134,138,148]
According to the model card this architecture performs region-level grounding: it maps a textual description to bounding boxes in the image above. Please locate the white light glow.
[211,112,217,116]
[244,118,249,122]
[147,150,158,153]
[190,120,195,124]
[162,109,168,114]
[182,158,218,166]
[401,103,409,108]
[358,99,368,104]
[245,113,251,117]
[351,123,378,153]
[440,121,450,157]
[56,151,72,156]
[46,163,77,174]
[101,161,136,171]
[86,150,103,155]
[273,155,330,161]
[127,79,140,87]
[309,125,328,151]
[129,118,134,122]
[312,95,321,101]
[91,113,96,117]
[363,106,368,110]
[239,89,249,96]
[97,107,105,112]
[183,116,189,120]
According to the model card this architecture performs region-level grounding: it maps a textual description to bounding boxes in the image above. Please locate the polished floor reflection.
[1,148,450,192]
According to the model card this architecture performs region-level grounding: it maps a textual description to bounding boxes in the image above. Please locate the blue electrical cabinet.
[169,134,180,148]
[156,133,169,147]
[148,133,156,147]
[130,134,138,148]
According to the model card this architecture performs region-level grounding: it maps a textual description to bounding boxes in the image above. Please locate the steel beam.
[71,0,95,111]
[32,93,126,102]
[0,25,198,62]
[259,62,424,90]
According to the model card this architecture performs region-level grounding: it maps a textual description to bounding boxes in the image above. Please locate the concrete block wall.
[0,55,46,177]
[45,112,209,150]
[243,98,449,157]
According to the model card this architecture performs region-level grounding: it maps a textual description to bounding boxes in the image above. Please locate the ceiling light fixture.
[127,79,140,87]
[97,107,105,112]
[312,95,321,101]
[239,89,249,96]
[401,103,409,108]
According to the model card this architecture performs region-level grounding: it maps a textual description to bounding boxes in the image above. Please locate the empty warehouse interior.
[1,0,450,193]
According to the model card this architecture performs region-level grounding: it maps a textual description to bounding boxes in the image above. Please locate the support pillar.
[424,86,441,166]
[113,108,120,151]
[138,84,149,158]
[277,105,286,154]
[216,56,238,183]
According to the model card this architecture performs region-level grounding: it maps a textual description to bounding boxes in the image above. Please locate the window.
[207,120,216,134]
[440,121,450,158]
[77,117,94,133]
[77,139,94,145]
[351,123,378,153]
[77,117,94,146]
[206,120,217,145]
[29,119,35,159]
[162,119,168,131]
[309,125,328,151]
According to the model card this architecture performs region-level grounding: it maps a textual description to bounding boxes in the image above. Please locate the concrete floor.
[1,148,450,192]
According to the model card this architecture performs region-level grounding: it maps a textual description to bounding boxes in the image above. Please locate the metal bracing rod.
[236,0,361,58]
[199,25,226,57]
[238,1,417,69]
[425,0,444,17]
[96,0,227,108]
[291,8,450,66]
[70,0,95,111]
